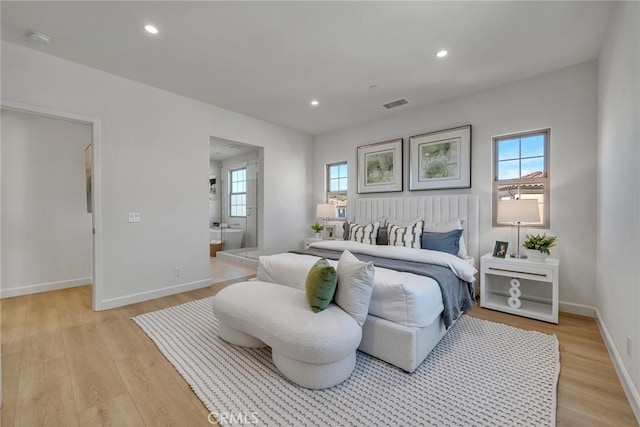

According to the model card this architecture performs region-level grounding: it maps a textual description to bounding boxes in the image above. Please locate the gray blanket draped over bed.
[291,248,476,328]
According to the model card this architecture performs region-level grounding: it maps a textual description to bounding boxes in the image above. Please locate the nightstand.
[480,253,559,323]
[303,238,323,249]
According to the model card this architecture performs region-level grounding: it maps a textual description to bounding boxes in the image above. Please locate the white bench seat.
[212,280,362,389]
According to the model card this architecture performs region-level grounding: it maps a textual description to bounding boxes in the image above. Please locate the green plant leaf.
[522,233,557,253]
[310,222,324,232]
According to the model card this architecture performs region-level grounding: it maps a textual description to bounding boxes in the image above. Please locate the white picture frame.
[323,225,336,240]
[357,138,403,194]
[409,125,471,190]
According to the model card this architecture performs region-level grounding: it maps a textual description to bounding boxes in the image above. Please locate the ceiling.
[1,2,614,136]
[210,136,259,161]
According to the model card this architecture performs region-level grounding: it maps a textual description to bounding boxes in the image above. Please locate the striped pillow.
[348,222,381,245]
[387,220,425,249]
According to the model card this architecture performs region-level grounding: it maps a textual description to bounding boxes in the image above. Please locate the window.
[327,162,347,219]
[229,168,246,217]
[493,129,550,228]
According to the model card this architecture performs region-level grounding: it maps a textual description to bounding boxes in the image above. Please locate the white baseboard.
[595,308,640,424]
[100,279,212,310]
[558,301,596,318]
[0,277,92,299]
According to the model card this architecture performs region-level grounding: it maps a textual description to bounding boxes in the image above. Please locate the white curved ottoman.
[212,280,362,389]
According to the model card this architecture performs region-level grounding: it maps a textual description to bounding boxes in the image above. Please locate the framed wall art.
[409,125,471,191]
[357,138,403,194]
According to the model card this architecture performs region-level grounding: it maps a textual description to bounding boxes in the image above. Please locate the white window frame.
[492,129,550,228]
[229,167,247,218]
[326,161,347,219]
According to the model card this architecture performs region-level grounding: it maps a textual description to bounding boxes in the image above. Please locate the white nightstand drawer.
[484,264,553,282]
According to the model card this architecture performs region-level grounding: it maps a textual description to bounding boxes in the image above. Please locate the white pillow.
[423,218,467,258]
[348,221,381,245]
[353,216,387,227]
[386,216,423,227]
[387,220,425,249]
[335,250,375,326]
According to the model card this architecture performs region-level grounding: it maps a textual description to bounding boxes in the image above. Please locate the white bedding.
[308,240,477,283]
[258,253,443,327]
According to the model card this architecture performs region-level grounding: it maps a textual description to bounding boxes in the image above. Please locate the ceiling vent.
[224,144,243,150]
[383,98,408,109]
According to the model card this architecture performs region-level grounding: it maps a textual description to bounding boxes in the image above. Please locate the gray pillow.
[423,218,467,258]
[376,226,388,245]
[421,229,463,256]
[343,221,351,240]
[335,250,375,326]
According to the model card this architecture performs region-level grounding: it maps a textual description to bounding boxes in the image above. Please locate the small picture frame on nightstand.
[493,241,508,258]
[323,225,336,240]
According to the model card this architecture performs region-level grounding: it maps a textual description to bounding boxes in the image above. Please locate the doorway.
[0,102,101,309]
[209,136,263,264]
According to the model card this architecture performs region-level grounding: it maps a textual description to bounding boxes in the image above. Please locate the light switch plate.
[128,212,141,223]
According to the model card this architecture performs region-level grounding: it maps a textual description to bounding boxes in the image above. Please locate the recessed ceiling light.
[436,49,448,58]
[310,99,319,106]
[28,31,52,45]
[144,25,159,34]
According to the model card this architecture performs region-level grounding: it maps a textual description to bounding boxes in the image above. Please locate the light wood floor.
[1,259,637,426]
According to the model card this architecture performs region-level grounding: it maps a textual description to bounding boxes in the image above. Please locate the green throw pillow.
[305,258,338,313]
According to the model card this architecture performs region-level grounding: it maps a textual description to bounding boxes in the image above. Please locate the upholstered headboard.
[351,195,480,261]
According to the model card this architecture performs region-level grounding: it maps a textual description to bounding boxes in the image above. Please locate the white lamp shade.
[497,199,540,224]
[316,203,335,218]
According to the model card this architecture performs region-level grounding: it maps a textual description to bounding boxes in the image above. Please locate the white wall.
[1,109,93,297]
[1,41,312,309]
[597,0,640,416]
[313,61,598,309]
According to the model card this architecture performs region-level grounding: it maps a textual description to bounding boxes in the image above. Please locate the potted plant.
[310,222,324,239]
[522,233,557,262]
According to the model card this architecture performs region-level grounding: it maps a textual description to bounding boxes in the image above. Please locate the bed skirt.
[360,313,447,372]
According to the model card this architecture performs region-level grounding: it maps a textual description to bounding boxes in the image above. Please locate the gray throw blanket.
[291,248,475,328]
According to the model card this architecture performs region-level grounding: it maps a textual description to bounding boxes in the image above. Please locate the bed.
[258,195,480,372]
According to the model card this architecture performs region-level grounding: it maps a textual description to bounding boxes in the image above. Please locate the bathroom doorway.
[209,136,263,265]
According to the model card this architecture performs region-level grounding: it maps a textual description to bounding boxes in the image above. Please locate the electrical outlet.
[627,336,632,357]
[128,212,141,223]
[175,267,181,277]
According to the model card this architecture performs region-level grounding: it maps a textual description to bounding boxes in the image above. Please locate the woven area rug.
[133,297,560,426]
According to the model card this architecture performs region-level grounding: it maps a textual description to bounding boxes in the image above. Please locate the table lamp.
[497,199,540,258]
[316,203,336,229]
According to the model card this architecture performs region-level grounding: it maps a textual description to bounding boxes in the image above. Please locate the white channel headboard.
[351,195,480,261]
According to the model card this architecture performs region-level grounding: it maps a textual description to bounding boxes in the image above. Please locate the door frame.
[214,148,264,254]
[1,99,104,310]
